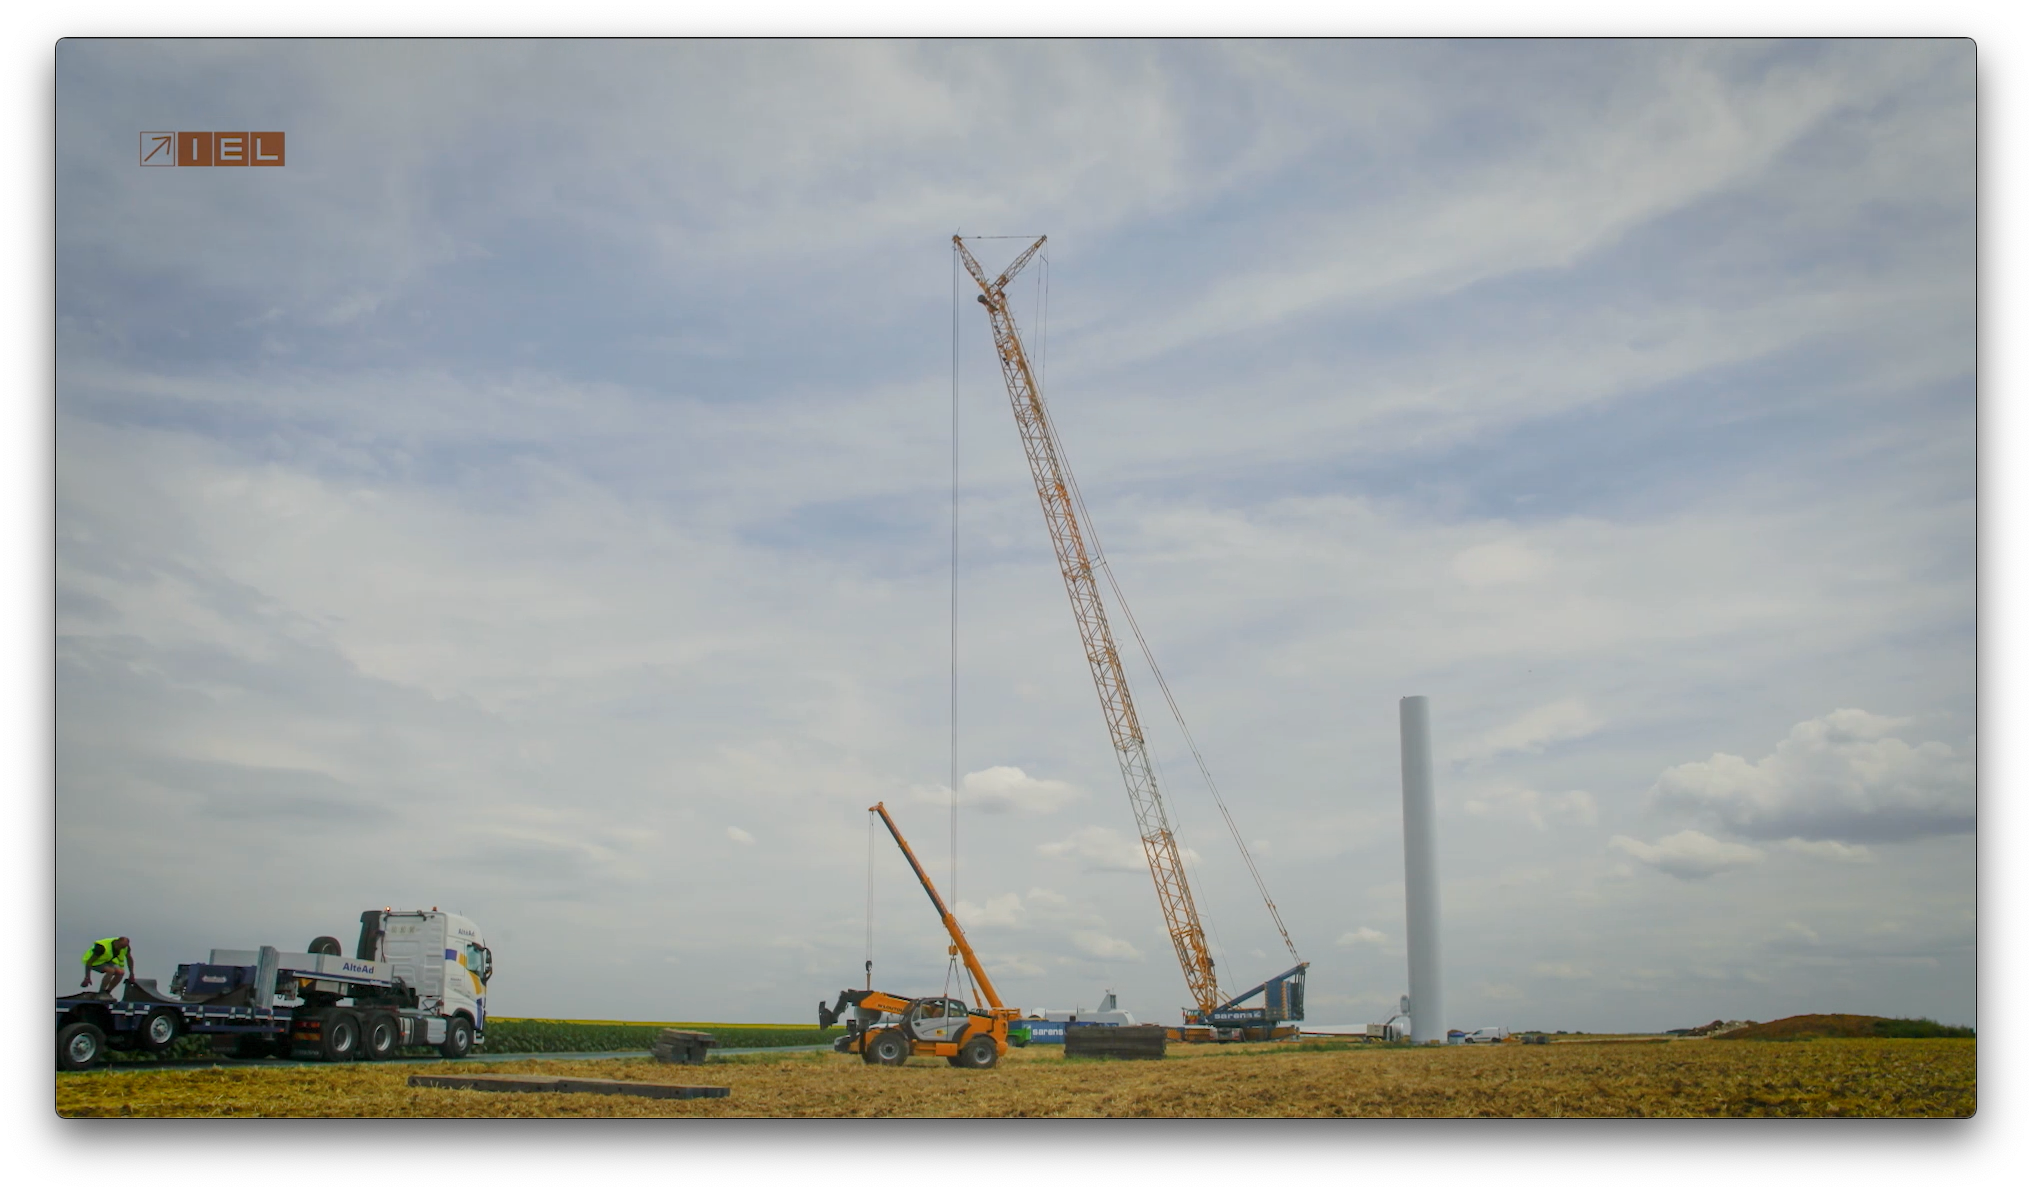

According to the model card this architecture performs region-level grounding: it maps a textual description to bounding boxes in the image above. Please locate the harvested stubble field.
[57,1036,1973,1118]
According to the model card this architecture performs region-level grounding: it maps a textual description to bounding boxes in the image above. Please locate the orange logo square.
[177,131,213,167]
[214,132,249,166]
[249,132,286,166]
[139,132,174,166]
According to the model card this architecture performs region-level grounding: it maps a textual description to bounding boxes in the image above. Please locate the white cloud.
[1455,698,1604,764]
[1337,927,1388,947]
[954,891,1025,929]
[1462,786,1598,830]
[1780,838,1877,864]
[1532,962,1591,980]
[1452,539,1550,587]
[980,953,1046,979]
[915,765,1080,815]
[1071,930,1143,961]
[1610,830,1764,880]
[725,826,755,845]
[1038,826,1200,873]
[1649,709,1973,842]
[1021,887,1073,917]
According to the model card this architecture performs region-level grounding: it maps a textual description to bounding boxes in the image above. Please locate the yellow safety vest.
[81,938,129,968]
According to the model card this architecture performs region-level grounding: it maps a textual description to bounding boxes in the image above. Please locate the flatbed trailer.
[57,909,491,1071]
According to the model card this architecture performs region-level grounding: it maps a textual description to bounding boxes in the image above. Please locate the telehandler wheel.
[58,1022,107,1071]
[955,1033,999,1070]
[865,1030,910,1066]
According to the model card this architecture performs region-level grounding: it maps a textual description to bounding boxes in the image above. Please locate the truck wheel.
[308,936,343,956]
[362,1013,399,1061]
[319,1009,362,1062]
[137,1008,182,1054]
[58,1022,107,1071]
[865,1030,909,1067]
[439,1016,473,1059]
[955,1033,999,1070]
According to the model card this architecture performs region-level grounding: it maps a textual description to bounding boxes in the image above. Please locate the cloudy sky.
[53,38,1974,1032]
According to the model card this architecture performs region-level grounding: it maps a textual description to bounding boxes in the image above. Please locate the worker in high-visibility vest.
[78,936,134,997]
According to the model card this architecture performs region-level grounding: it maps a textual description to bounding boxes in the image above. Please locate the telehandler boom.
[819,802,1021,1068]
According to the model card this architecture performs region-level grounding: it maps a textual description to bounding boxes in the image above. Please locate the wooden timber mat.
[407,1073,729,1100]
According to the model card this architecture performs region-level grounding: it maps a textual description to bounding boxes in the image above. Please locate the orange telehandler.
[819,802,1022,1069]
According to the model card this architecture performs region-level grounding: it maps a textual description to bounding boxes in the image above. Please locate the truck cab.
[374,910,492,1033]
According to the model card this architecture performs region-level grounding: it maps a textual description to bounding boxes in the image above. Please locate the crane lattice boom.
[955,234,1223,1015]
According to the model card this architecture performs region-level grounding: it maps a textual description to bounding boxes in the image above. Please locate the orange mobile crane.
[954,235,1307,1041]
[819,802,1022,1068]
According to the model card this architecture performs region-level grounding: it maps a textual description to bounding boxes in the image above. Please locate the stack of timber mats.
[651,1029,716,1064]
[1065,1025,1167,1060]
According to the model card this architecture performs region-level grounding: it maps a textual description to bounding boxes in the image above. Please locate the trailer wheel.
[954,1033,999,1070]
[362,1013,400,1061]
[136,1008,182,1054]
[58,1022,107,1071]
[308,935,343,956]
[865,1030,909,1066]
[439,1015,473,1059]
[319,1009,362,1062]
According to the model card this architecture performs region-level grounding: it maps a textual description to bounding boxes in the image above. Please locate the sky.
[51,37,1977,1034]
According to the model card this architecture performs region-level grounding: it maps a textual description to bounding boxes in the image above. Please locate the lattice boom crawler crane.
[955,234,1307,1041]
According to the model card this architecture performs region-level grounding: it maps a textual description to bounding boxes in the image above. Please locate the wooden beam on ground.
[1065,1025,1168,1060]
[408,1073,729,1099]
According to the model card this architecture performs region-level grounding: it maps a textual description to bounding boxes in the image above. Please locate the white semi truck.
[56,908,492,1071]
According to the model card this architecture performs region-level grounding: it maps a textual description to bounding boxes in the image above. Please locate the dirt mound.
[1715,1015,1887,1040]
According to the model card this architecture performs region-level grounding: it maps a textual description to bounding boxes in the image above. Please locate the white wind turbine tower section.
[1399,696,1445,1044]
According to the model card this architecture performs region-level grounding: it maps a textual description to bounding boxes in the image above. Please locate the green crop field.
[478,1018,844,1053]
[97,1017,844,1064]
